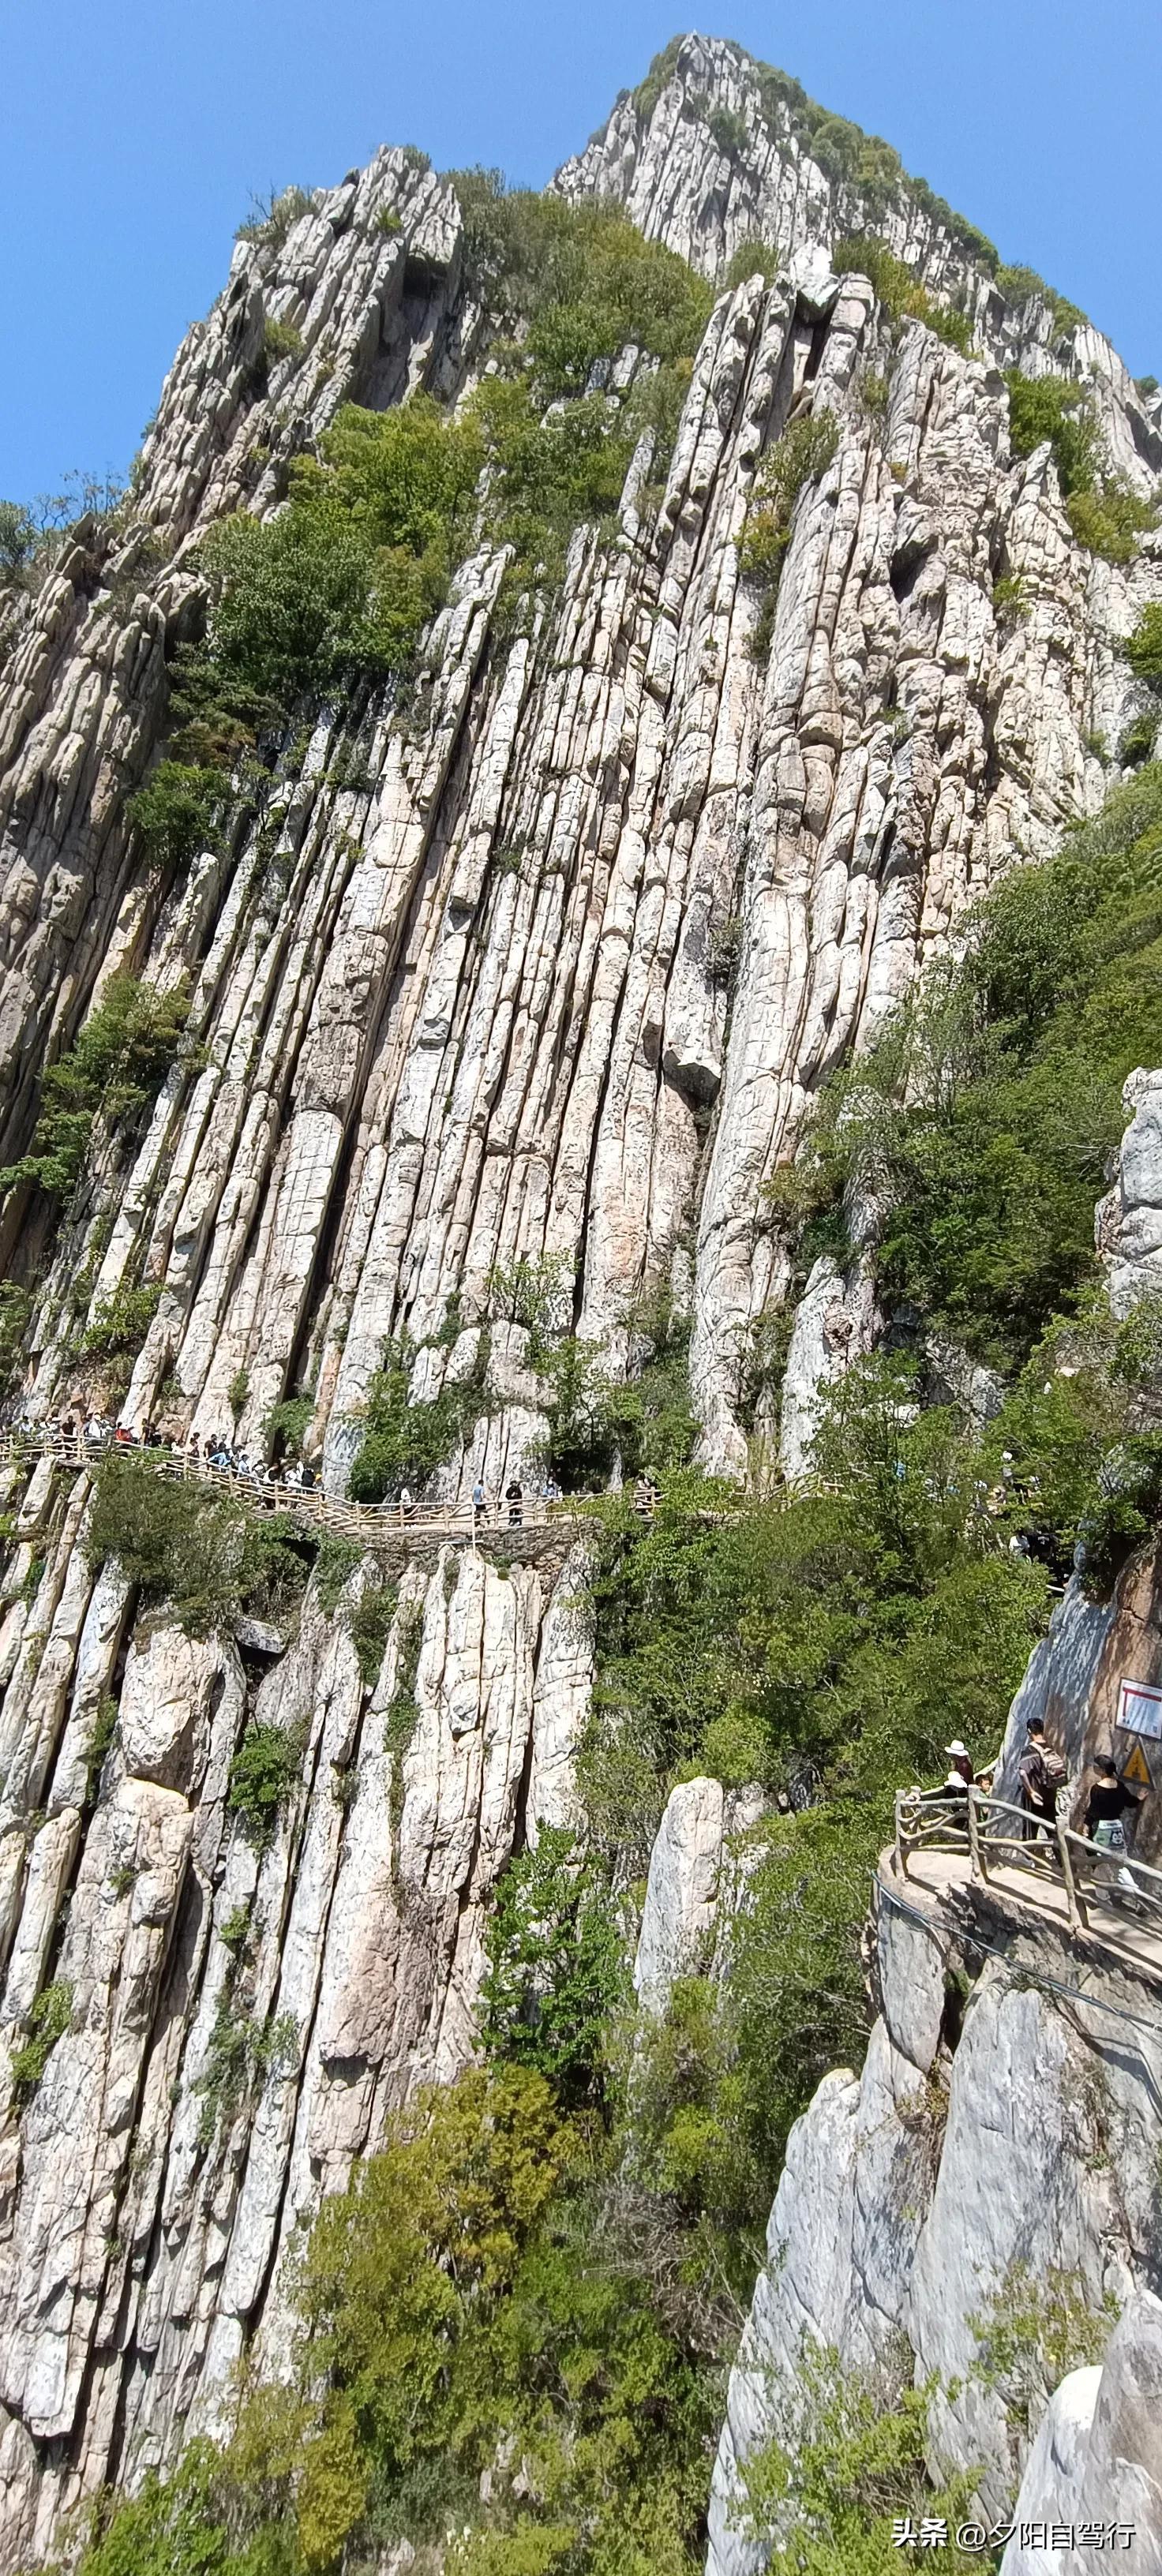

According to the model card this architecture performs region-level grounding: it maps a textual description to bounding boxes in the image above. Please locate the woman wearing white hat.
[945,1739,974,1792]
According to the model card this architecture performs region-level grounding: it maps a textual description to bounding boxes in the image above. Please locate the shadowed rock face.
[0,33,1160,2562]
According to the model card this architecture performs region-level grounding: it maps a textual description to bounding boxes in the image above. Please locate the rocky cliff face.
[704,1856,1162,2576]
[1,29,1160,2564]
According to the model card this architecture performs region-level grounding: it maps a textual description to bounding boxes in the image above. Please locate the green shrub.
[81,1282,162,1360]
[196,1992,298,2141]
[633,36,683,120]
[315,1533,362,1612]
[87,1453,311,1634]
[381,1603,423,1846]
[261,316,304,369]
[1123,603,1162,693]
[84,1693,119,1796]
[0,1284,31,1399]
[723,238,781,290]
[11,1979,73,2092]
[481,1826,624,2106]
[740,411,840,588]
[628,1970,766,2248]
[991,571,1030,620]
[236,185,313,248]
[1006,369,1096,492]
[0,973,190,1204]
[707,105,748,159]
[348,1332,488,1502]
[199,395,484,719]
[237,1513,314,1619]
[1066,480,1155,565]
[349,1583,396,1685]
[996,263,1085,335]
[1121,710,1158,767]
[1006,371,1156,563]
[487,1250,572,1357]
[450,178,711,400]
[793,766,1162,1371]
[0,499,38,584]
[832,234,973,351]
[267,1393,313,1455]
[971,2260,1119,2436]
[737,2342,980,2569]
[175,193,709,743]
[227,1720,305,1842]
[375,207,403,237]
[470,376,641,605]
[127,760,225,871]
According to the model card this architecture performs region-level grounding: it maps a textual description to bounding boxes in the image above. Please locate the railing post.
[975,1788,991,1885]
[895,1792,909,1878]
[1058,1822,1085,1932]
[967,1785,982,1884]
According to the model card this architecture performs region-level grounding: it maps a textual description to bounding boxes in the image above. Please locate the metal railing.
[0,1430,597,1550]
[895,1783,1162,1944]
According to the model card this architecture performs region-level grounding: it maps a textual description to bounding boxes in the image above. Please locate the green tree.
[0,974,190,1201]
[481,1828,624,2106]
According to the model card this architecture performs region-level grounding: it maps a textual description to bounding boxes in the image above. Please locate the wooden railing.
[0,1431,598,1549]
[895,1783,1162,1942]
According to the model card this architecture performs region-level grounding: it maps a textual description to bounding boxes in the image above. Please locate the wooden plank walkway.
[0,1433,600,1552]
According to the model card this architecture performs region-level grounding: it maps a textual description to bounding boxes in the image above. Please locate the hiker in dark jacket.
[1080,1754,1145,1843]
[1019,1716,1066,1839]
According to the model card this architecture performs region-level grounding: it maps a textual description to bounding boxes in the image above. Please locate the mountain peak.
[558,29,1156,427]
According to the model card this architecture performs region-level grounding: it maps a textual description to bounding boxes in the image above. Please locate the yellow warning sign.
[1122,1741,1153,1788]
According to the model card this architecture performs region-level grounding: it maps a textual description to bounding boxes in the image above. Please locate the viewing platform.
[882,1784,1162,1989]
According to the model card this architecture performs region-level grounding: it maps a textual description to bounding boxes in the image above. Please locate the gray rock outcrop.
[1003,2293,1162,2576]
[1097,1066,1162,1318]
[705,1873,1162,2574]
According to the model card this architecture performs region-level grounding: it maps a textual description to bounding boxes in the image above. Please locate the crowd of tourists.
[9,1411,587,1527]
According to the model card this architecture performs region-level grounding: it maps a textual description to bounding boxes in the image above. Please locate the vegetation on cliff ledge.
[156,183,709,797]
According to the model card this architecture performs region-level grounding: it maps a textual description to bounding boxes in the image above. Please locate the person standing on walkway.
[1019,1717,1066,1840]
[1079,1754,1145,1844]
[506,1477,523,1529]
[1080,1754,1147,1904]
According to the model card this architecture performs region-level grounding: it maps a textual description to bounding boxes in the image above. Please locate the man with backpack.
[1018,1716,1068,1840]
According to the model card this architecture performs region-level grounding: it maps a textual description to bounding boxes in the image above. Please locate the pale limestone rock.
[118,1626,241,1795]
[1078,2293,1162,2572]
[1000,2368,1100,2576]
[778,1251,879,1481]
[875,1891,946,2076]
[526,1544,593,1836]
[1096,1068,1162,1318]
[1003,2294,1162,2576]
[995,1579,1118,1799]
[909,1971,1119,2516]
[634,1776,724,2010]
[706,2020,934,2574]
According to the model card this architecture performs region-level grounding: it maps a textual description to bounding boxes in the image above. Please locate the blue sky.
[2,0,1159,507]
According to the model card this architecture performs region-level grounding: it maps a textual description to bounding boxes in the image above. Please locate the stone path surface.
[882,1837,1162,1988]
